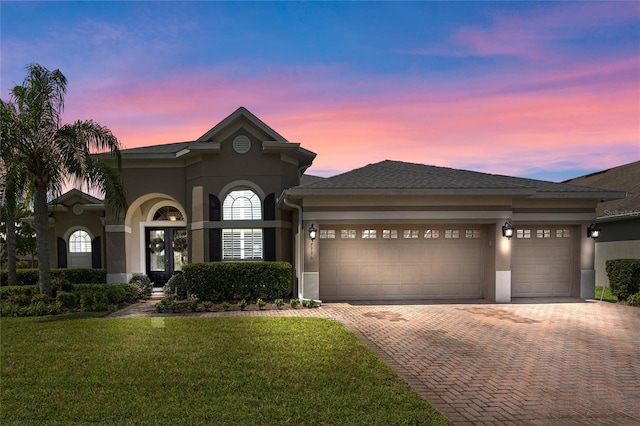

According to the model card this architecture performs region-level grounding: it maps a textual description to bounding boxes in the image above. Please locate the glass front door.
[146,227,188,287]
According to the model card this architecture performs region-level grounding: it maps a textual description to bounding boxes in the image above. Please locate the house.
[565,161,640,288]
[47,107,625,302]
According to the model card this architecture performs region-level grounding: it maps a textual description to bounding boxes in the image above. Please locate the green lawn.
[595,286,618,303]
[1,314,448,425]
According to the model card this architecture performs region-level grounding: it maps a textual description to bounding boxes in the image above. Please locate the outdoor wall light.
[587,223,601,239]
[308,223,317,241]
[502,221,514,239]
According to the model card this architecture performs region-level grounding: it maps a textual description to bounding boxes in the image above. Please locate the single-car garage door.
[319,225,484,300]
[512,226,574,297]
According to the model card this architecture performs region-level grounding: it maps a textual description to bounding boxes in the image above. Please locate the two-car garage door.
[317,224,575,300]
[319,225,484,300]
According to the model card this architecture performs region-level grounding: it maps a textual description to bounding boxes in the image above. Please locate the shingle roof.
[565,160,640,218]
[295,160,618,195]
[119,141,195,155]
[300,174,325,186]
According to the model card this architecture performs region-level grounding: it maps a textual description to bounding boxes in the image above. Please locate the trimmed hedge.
[0,268,107,286]
[183,261,292,301]
[605,259,640,301]
[0,285,39,300]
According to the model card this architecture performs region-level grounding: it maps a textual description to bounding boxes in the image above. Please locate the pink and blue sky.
[1,1,639,181]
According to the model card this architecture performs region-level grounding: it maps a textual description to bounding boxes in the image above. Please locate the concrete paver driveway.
[326,299,640,425]
[112,298,639,424]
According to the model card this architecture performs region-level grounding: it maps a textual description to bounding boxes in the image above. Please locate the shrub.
[627,291,640,307]
[304,299,315,309]
[290,298,300,309]
[31,294,49,304]
[0,268,107,287]
[0,285,38,300]
[183,261,292,301]
[222,301,231,311]
[606,259,640,301]
[164,272,187,300]
[56,291,78,311]
[274,298,284,309]
[256,298,266,310]
[202,301,214,311]
[50,276,74,298]
[74,284,132,310]
[129,274,153,299]
[122,284,139,303]
[7,294,31,306]
[188,300,199,312]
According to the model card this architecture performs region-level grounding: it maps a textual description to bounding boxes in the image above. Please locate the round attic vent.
[233,135,251,154]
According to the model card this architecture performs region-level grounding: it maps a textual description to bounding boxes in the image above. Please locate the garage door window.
[404,229,419,239]
[465,229,481,239]
[341,229,356,239]
[556,229,571,238]
[424,229,440,239]
[445,229,460,239]
[320,230,335,239]
[537,229,551,238]
[362,229,377,239]
[517,229,532,239]
[383,229,398,238]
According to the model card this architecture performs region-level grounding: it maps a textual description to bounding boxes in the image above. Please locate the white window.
[341,229,356,239]
[445,229,460,239]
[465,229,480,239]
[556,229,571,238]
[319,229,335,239]
[424,229,440,239]
[537,229,551,238]
[403,230,419,239]
[223,189,261,220]
[362,229,377,239]
[222,229,263,260]
[517,229,532,239]
[222,189,263,260]
[69,230,91,253]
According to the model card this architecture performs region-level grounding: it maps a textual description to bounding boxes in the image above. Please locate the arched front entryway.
[124,194,187,287]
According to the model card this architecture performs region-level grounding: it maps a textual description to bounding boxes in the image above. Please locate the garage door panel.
[319,225,484,300]
[512,227,573,297]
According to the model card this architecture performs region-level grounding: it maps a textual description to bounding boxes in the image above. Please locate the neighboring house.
[47,107,624,302]
[565,161,640,288]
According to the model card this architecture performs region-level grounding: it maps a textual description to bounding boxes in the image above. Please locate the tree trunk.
[6,203,17,286]
[33,186,51,297]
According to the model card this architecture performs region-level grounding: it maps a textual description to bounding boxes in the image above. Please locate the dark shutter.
[91,236,102,268]
[209,229,222,261]
[263,193,275,221]
[263,228,276,261]
[209,194,221,221]
[57,237,67,268]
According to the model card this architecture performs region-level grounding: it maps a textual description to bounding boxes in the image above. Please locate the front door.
[146,228,188,287]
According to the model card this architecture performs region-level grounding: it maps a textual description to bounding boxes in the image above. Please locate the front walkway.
[109,299,640,425]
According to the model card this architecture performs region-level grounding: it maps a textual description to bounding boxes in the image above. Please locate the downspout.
[282,194,304,300]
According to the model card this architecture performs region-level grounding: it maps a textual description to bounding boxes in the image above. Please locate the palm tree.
[1,99,28,286]
[4,64,127,296]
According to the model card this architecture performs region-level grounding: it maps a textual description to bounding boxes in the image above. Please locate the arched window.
[69,230,91,253]
[153,206,184,221]
[223,190,261,220]
[222,189,263,260]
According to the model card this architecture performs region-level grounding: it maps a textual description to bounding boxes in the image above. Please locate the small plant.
[222,301,231,311]
[304,299,315,309]
[238,299,247,311]
[129,274,153,300]
[202,301,214,311]
[627,291,640,307]
[289,298,300,309]
[274,298,284,309]
[256,298,266,310]
[188,300,199,312]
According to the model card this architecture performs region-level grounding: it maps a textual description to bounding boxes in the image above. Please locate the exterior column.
[105,224,131,283]
[302,220,320,301]
[580,223,596,299]
[495,220,512,303]
[190,186,206,263]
